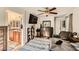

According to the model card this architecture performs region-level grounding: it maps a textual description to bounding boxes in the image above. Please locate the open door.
[6,10,22,50]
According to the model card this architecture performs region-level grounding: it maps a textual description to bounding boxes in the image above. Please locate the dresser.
[0,26,7,51]
[41,27,53,38]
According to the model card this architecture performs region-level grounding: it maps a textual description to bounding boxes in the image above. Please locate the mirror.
[42,21,51,27]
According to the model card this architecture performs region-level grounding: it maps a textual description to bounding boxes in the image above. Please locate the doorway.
[6,10,22,50]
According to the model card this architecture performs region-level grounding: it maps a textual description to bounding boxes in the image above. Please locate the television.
[29,14,38,24]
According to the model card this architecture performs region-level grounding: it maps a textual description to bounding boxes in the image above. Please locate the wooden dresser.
[0,26,7,51]
[41,27,53,38]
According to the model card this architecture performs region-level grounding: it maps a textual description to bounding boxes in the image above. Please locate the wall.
[0,8,6,26]
[25,10,39,37]
[6,10,22,23]
[24,10,30,43]
[73,8,79,34]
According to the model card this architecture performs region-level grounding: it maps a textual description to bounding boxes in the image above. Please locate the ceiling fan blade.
[38,10,46,12]
[49,12,58,14]
[38,13,44,15]
[49,7,56,11]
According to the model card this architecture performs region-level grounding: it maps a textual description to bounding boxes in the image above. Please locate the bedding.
[19,38,51,51]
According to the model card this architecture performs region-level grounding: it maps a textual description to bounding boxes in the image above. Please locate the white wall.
[73,8,79,34]
[24,10,30,43]
[0,8,6,26]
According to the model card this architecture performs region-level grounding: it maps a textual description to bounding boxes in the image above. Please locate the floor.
[7,41,21,51]
[18,37,76,51]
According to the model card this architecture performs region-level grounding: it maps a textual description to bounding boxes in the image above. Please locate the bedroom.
[0,7,79,51]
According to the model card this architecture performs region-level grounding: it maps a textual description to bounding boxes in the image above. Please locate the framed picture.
[42,21,51,27]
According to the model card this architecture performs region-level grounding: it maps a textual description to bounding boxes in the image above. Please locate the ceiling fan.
[38,7,58,17]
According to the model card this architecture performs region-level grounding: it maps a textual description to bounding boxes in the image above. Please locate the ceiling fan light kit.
[38,7,58,17]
